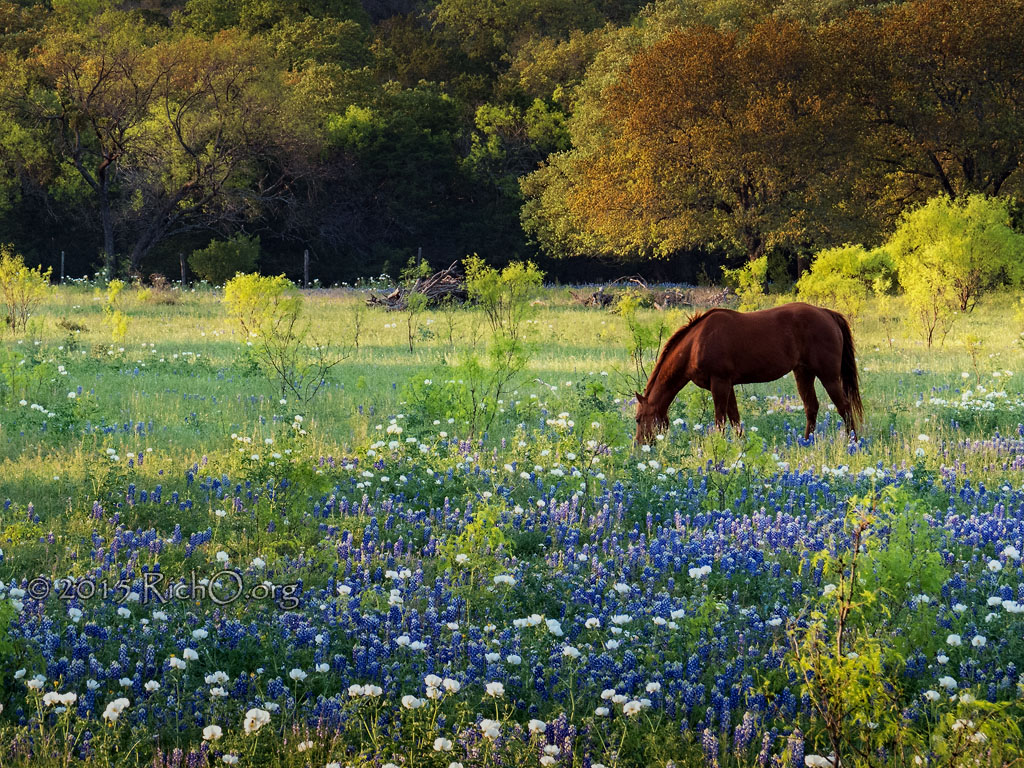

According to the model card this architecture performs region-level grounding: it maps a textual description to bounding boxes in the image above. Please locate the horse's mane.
[642,309,724,394]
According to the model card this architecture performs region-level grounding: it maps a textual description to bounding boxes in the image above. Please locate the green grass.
[3,287,1023,518]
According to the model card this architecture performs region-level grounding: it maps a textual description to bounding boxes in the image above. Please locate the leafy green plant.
[0,245,52,334]
[188,234,260,285]
[224,273,301,338]
[223,273,343,401]
[438,294,462,349]
[887,193,1024,345]
[442,500,510,570]
[452,255,544,435]
[351,297,365,349]
[400,255,432,285]
[400,375,462,432]
[928,701,1023,768]
[0,598,17,658]
[698,429,775,511]
[395,257,433,353]
[723,255,768,311]
[615,289,670,394]
[464,255,542,339]
[457,350,527,436]
[789,514,908,767]
[787,486,951,767]
[101,279,128,342]
[403,290,428,353]
[0,347,54,407]
[797,244,894,316]
[684,385,712,427]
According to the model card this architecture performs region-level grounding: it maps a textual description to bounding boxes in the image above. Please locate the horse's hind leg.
[727,388,742,432]
[820,376,853,435]
[710,378,735,433]
[793,368,819,440]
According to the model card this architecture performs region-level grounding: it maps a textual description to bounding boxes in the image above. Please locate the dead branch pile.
[569,279,734,310]
[366,262,467,310]
[569,276,648,308]
[648,285,734,310]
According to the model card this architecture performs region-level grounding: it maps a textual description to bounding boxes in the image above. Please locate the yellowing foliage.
[888,194,1024,345]
[0,245,52,334]
[797,245,894,317]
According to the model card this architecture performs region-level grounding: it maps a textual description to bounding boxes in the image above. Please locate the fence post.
[60,251,65,283]
[303,249,310,288]
[180,253,187,286]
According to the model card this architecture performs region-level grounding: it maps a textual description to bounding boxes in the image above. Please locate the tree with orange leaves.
[528,19,856,264]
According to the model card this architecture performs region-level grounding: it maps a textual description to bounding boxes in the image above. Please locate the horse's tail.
[826,309,863,433]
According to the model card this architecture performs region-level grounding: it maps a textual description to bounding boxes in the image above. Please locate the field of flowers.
[1,284,1023,768]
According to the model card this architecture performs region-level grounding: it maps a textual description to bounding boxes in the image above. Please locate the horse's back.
[695,302,838,337]
[689,302,845,382]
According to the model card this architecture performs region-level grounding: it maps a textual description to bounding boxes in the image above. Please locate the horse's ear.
[635,391,647,404]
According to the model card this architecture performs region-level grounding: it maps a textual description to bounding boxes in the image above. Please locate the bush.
[616,289,671,393]
[188,234,260,285]
[223,272,301,338]
[887,194,1024,345]
[464,255,543,339]
[722,255,768,311]
[223,272,341,401]
[102,279,128,342]
[0,245,52,333]
[456,255,544,435]
[797,245,894,316]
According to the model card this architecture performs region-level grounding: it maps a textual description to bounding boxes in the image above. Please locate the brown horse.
[635,302,862,443]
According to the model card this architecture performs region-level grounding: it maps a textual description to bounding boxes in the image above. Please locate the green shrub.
[223,272,301,338]
[722,255,768,311]
[0,346,54,406]
[400,255,432,285]
[0,245,52,333]
[788,487,949,764]
[464,255,543,339]
[616,289,670,393]
[886,194,1024,345]
[223,272,341,401]
[101,278,128,342]
[188,234,260,285]
[446,255,545,435]
[797,244,894,316]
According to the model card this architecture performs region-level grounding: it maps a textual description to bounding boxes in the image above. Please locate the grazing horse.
[635,302,862,443]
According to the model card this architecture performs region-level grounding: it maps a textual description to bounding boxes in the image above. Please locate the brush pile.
[569,278,734,310]
[366,262,467,310]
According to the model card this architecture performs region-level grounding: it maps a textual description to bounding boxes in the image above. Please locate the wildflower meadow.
[1,281,1023,768]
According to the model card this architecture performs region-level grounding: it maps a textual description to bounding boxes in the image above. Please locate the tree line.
[0,0,1021,284]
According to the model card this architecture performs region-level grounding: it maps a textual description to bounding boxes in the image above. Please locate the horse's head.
[634,392,668,444]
